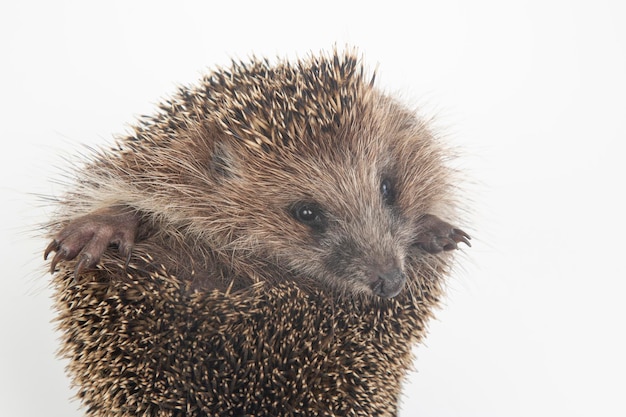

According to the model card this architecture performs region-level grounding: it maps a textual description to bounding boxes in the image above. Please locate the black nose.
[370,267,405,298]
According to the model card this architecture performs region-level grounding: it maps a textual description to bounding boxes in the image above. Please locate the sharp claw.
[452,228,471,248]
[72,271,81,285]
[455,228,470,239]
[73,254,92,283]
[44,240,59,260]
[50,248,67,273]
[124,250,132,269]
[119,243,133,269]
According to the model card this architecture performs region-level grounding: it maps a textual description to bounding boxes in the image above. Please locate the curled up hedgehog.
[43,49,470,416]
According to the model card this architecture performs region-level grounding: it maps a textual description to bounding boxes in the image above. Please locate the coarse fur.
[44,48,469,416]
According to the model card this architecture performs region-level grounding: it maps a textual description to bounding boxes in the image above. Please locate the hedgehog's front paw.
[414,214,471,254]
[44,206,139,281]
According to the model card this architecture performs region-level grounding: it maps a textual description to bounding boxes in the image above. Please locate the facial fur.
[182,94,456,298]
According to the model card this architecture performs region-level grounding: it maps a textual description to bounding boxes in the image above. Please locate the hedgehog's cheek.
[369,267,405,298]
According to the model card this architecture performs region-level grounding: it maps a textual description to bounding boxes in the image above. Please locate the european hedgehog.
[44,49,470,416]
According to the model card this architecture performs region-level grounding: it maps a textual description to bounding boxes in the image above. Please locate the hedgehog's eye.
[291,202,326,231]
[380,178,396,205]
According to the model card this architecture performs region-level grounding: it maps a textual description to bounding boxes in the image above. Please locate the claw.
[453,229,472,247]
[50,248,68,273]
[44,240,59,260]
[73,253,92,284]
[119,242,133,269]
[414,214,472,254]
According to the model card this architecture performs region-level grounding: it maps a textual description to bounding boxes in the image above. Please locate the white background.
[2,1,625,416]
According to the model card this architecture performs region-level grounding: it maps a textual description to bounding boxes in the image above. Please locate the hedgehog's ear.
[211,142,241,179]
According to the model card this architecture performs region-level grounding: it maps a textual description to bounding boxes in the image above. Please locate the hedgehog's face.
[223,159,408,297]
[282,168,409,298]
[213,116,448,299]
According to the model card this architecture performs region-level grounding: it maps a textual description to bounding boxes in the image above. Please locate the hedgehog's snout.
[369,264,405,298]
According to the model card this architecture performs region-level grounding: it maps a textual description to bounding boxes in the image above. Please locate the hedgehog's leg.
[44,205,140,281]
[414,214,471,254]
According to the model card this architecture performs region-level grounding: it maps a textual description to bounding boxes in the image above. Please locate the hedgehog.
[43,49,470,416]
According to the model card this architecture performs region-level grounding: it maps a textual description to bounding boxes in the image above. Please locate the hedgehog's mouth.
[369,268,405,298]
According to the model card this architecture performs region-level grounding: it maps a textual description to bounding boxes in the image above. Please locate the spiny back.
[124,50,372,153]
